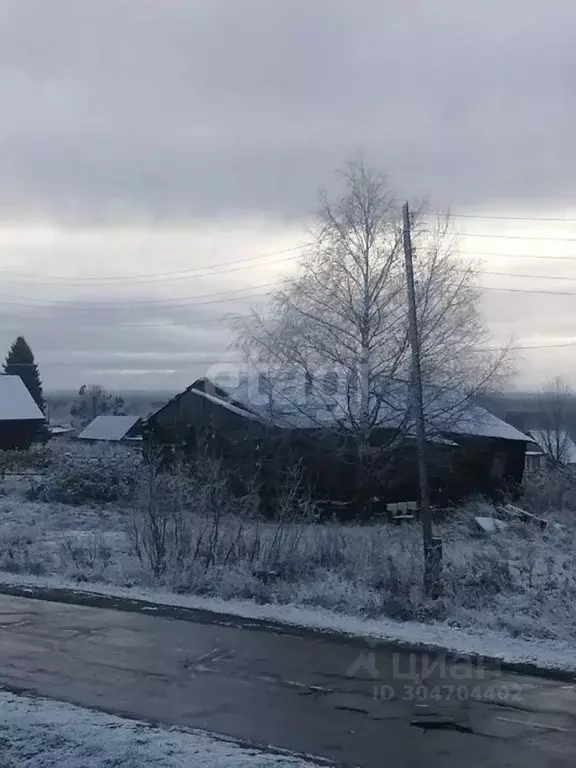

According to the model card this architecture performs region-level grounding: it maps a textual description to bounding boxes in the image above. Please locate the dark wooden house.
[145,375,532,513]
[145,382,267,478]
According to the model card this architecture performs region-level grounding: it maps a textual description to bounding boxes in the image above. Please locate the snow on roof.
[189,387,266,423]
[207,374,531,442]
[77,415,141,441]
[527,430,576,463]
[451,403,530,442]
[0,375,44,421]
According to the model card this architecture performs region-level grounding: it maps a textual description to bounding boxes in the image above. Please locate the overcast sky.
[0,0,575,394]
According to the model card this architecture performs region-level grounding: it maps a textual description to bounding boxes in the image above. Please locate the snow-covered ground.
[0,690,324,767]
[1,453,576,676]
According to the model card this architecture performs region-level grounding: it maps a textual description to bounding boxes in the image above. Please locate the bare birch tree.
[234,159,508,499]
[536,376,573,466]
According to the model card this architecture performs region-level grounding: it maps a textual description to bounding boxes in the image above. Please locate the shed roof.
[0,375,45,421]
[77,415,141,442]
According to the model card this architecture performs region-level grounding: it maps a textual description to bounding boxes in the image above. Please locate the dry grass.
[0,445,574,642]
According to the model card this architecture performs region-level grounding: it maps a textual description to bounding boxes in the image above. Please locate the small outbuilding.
[77,415,142,443]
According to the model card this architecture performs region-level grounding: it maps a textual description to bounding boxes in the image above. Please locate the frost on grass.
[0,690,316,768]
[25,446,137,505]
[0,447,576,650]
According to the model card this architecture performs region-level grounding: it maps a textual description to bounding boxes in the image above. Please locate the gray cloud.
[0,0,575,392]
[0,0,574,221]
[0,294,247,390]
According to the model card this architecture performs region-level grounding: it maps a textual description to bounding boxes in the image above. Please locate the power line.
[16,340,576,369]
[6,269,576,312]
[0,281,280,311]
[0,290,272,312]
[25,344,576,369]
[484,285,576,297]
[484,339,576,352]
[461,232,576,242]
[0,314,248,329]
[449,213,576,224]
[512,340,576,350]
[0,243,309,284]
[15,338,576,366]
[14,359,241,368]
[467,251,576,262]
[483,270,576,282]
[0,253,301,287]
[6,264,576,310]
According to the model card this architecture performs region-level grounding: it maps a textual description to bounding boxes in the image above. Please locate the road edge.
[0,683,339,767]
[0,581,574,684]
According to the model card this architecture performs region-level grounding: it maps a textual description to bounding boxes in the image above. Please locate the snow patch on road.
[0,571,575,677]
[0,689,326,767]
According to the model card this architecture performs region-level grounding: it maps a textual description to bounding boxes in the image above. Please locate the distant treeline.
[480,391,576,436]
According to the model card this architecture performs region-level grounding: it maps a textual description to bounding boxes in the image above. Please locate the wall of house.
[433,435,526,503]
[147,389,265,476]
[0,420,46,450]
[256,430,528,516]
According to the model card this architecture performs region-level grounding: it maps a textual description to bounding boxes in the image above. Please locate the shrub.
[0,446,50,476]
[0,526,52,575]
[58,533,115,583]
[128,451,258,579]
[444,545,515,606]
[27,451,138,506]
[520,466,576,516]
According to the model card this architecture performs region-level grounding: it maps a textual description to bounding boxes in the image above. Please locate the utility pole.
[402,202,440,597]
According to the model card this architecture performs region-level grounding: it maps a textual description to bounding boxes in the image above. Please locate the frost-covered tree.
[235,159,507,445]
[70,384,126,427]
[3,336,45,413]
[235,160,509,595]
[536,377,573,467]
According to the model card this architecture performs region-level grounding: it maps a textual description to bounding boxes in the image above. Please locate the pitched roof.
[204,374,530,442]
[190,387,266,423]
[77,415,141,442]
[450,403,530,442]
[0,375,45,421]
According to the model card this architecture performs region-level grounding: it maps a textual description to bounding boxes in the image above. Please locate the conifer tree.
[3,336,45,413]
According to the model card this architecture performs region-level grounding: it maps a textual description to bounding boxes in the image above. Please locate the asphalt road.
[0,594,575,767]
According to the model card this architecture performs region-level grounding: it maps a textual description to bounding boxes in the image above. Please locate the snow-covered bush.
[520,465,576,517]
[0,446,51,476]
[128,451,259,579]
[0,525,52,575]
[444,544,515,605]
[58,533,116,583]
[27,450,139,506]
